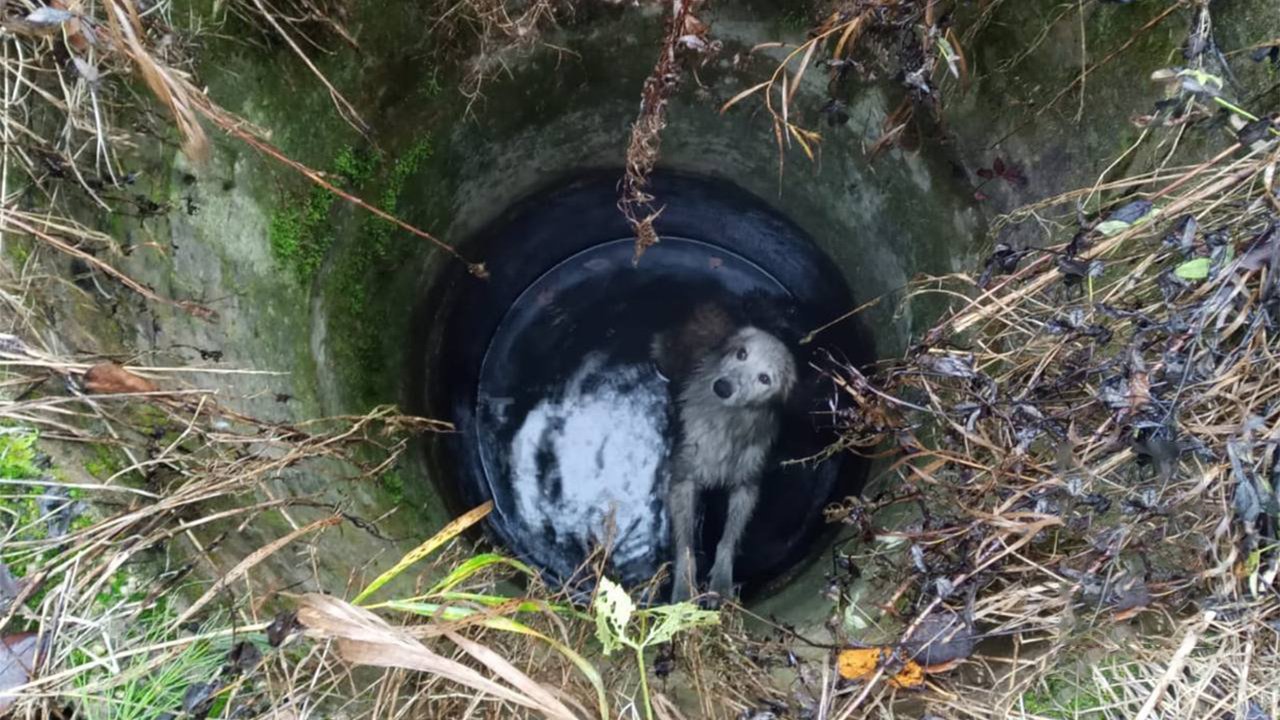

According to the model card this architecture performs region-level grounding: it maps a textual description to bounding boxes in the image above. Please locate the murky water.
[425,173,870,598]
[475,237,841,590]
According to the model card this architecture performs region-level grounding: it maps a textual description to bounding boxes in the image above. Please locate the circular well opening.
[418,171,873,600]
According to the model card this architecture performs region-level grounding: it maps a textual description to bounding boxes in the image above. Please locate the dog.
[653,303,797,602]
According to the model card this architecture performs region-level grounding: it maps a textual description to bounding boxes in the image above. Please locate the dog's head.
[706,327,797,408]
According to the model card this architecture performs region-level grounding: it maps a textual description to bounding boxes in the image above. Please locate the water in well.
[427,173,871,598]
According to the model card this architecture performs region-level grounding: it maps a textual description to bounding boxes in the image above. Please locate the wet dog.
[653,303,797,602]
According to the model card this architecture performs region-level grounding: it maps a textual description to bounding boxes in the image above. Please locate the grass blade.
[353,501,493,605]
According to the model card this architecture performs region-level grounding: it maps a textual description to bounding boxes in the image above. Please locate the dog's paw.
[708,574,735,604]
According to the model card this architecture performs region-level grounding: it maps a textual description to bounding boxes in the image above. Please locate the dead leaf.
[835,647,925,689]
[836,647,882,679]
[0,634,38,714]
[902,612,976,666]
[298,594,577,719]
[888,659,925,688]
[82,362,157,394]
[1127,371,1151,411]
[267,611,299,647]
[444,630,576,720]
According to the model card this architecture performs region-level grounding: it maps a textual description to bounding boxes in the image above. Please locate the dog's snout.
[713,378,734,399]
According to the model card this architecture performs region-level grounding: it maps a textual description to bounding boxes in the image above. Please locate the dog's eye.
[758,373,771,386]
[736,348,748,361]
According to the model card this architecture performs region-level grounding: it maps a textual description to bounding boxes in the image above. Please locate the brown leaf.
[1127,371,1151,411]
[444,630,577,720]
[82,362,157,395]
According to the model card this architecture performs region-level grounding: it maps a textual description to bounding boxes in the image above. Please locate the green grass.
[1020,670,1110,718]
[71,611,252,720]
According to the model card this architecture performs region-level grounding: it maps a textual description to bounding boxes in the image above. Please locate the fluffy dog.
[653,303,797,602]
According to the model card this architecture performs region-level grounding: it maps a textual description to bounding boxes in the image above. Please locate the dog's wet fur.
[653,302,797,602]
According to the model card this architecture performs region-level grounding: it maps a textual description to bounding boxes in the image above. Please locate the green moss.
[323,137,435,405]
[84,443,143,486]
[0,429,39,480]
[267,145,381,285]
[0,431,48,578]
[380,470,406,505]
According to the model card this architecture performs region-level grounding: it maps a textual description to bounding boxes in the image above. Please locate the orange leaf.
[82,363,157,395]
[836,647,885,680]
[889,659,924,689]
[838,648,927,689]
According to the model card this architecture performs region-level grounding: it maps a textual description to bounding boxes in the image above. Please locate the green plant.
[350,503,611,718]
[69,612,241,720]
[0,429,39,480]
[593,577,718,720]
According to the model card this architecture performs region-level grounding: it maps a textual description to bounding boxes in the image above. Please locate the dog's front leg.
[667,478,698,603]
[709,483,759,599]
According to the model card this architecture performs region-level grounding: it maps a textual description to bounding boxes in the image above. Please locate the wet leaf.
[1107,199,1154,225]
[181,680,222,719]
[224,641,262,676]
[0,633,37,714]
[903,612,976,666]
[1174,257,1211,280]
[38,485,85,538]
[1250,45,1280,67]
[1237,118,1276,147]
[1163,215,1197,254]
[1058,257,1090,280]
[266,611,299,647]
[820,98,849,127]
[1109,577,1152,618]
[1234,468,1262,525]
[919,354,977,379]
[82,362,158,394]
[0,334,29,356]
[1239,700,1271,720]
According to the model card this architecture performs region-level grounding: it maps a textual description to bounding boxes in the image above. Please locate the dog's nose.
[713,378,734,399]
